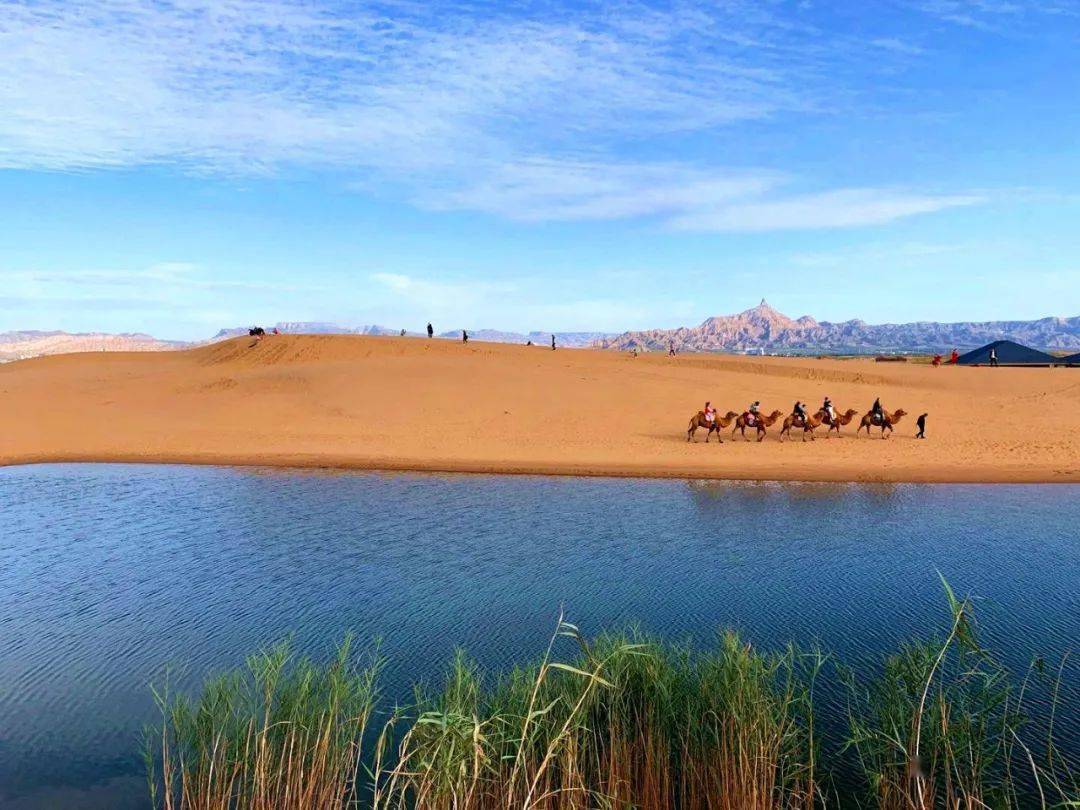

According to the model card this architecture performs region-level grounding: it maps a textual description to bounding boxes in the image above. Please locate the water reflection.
[0,465,1077,808]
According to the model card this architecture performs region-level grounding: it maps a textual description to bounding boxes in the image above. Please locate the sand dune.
[2,334,1078,483]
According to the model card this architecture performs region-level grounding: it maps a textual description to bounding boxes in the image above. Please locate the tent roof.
[956,340,1056,366]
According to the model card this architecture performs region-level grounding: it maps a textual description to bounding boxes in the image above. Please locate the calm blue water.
[0,465,1078,808]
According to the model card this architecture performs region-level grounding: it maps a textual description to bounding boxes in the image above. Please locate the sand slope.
[3,334,1078,482]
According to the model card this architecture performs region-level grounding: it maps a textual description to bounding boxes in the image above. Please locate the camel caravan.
[687,398,908,443]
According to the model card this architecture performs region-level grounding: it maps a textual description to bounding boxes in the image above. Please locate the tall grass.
[146,591,1076,809]
[147,634,379,810]
[372,619,821,809]
[842,577,1078,809]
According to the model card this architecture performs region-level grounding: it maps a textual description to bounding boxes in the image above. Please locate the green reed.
[842,576,1078,809]
[147,634,380,810]
[146,587,1077,810]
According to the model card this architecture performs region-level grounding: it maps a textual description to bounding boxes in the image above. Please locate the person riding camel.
[793,401,808,426]
[704,401,716,423]
[871,397,884,425]
[747,401,761,425]
[822,397,835,422]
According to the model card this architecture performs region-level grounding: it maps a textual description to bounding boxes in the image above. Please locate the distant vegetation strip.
[147,581,1077,809]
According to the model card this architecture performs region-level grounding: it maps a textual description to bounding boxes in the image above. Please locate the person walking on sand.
[427,323,434,339]
[551,334,556,351]
[989,347,998,367]
[669,341,676,357]
[462,329,469,344]
[916,413,928,439]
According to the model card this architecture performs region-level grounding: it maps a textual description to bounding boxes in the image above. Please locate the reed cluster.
[147,588,1077,809]
[147,634,379,810]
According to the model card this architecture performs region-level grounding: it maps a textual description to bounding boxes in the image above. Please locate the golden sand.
[3,334,1077,483]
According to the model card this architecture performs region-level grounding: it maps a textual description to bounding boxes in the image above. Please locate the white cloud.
[0,0,996,231]
[907,0,1076,30]
[369,272,515,309]
[0,0,815,175]
[419,159,781,222]
[666,188,985,232]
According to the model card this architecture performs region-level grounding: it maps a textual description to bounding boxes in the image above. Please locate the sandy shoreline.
[3,334,1078,484]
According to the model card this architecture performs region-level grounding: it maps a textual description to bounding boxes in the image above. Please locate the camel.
[858,408,908,438]
[731,410,784,442]
[819,408,859,437]
[687,410,738,443]
[779,410,826,442]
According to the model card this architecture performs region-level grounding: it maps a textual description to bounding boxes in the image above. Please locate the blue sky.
[1,0,1078,340]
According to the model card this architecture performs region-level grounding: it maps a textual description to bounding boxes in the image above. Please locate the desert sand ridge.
[2,334,1078,483]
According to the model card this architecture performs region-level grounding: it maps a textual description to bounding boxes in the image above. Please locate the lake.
[1,464,1077,808]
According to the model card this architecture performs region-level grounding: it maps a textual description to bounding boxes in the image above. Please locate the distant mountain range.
[598,301,1080,354]
[0,330,185,363]
[6,306,1079,362]
[209,322,611,347]
[0,323,611,362]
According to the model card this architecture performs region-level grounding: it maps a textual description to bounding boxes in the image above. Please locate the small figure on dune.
[916,413,928,439]
[669,341,676,357]
[950,348,959,364]
[427,323,434,339]
[989,347,998,367]
[400,329,406,337]
[462,330,469,344]
[551,334,556,351]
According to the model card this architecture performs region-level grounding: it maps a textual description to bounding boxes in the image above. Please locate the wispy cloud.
[0,0,997,230]
[666,188,984,232]
[419,159,781,222]
[3,263,328,316]
[370,272,515,311]
[0,0,815,174]
[907,0,1076,30]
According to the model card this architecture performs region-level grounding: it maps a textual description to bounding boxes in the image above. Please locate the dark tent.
[956,340,1056,366]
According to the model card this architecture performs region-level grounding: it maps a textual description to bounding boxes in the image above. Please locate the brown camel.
[820,408,859,437]
[779,410,826,442]
[858,408,908,438]
[687,410,738,443]
[731,410,784,442]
